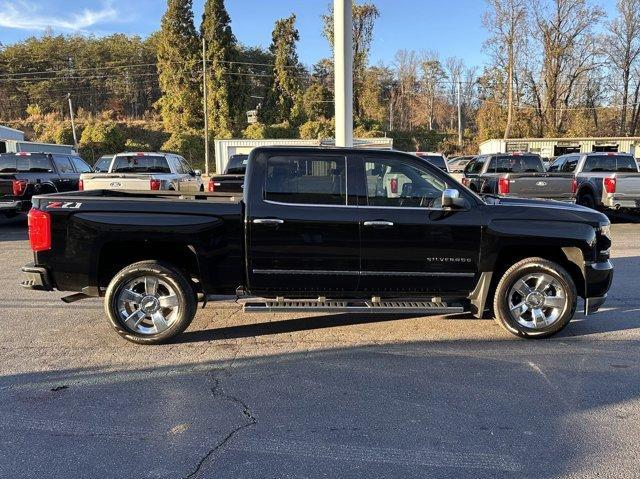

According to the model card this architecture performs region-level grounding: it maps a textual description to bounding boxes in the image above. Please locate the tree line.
[0,0,639,165]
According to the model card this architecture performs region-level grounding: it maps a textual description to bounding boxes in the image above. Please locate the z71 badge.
[46,201,83,209]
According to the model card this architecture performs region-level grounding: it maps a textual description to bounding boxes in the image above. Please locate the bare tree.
[483,0,528,139]
[528,0,604,135]
[393,50,418,131]
[604,0,640,135]
[418,50,446,130]
[444,57,464,130]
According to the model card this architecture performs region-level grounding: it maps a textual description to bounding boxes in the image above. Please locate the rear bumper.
[583,260,613,315]
[0,200,24,214]
[21,263,53,291]
[602,196,640,209]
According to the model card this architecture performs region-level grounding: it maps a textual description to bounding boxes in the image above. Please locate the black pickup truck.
[21,147,613,344]
[0,152,91,217]
[207,153,247,193]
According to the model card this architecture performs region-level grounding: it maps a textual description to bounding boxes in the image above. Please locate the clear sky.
[0,0,620,69]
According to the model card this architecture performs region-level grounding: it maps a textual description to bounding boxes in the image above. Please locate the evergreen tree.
[260,14,303,125]
[156,0,202,133]
[201,0,248,138]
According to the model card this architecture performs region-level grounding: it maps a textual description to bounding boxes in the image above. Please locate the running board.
[243,299,463,315]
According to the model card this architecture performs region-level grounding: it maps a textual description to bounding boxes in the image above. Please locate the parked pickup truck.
[0,152,91,217]
[546,152,640,210]
[80,152,204,193]
[207,153,247,193]
[461,153,553,198]
[21,147,613,344]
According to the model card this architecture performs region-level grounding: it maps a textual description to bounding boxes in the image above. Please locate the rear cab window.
[0,154,54,173]
[583,154,639,172]
[264,155,347,205]
[112,155,171,173]
[226,155,249,174]
[493,154,544,173]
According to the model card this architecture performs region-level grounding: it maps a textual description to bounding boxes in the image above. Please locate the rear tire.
[493,257,577,339]
[577,192,596,210]
[104,260,197,344]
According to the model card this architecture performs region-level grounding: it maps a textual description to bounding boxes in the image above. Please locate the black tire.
[104,260,197,344]
[577,192,596,210]
[493,257,577,339]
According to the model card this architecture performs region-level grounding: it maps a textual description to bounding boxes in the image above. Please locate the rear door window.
[466,157,487,174]
[562,155,579,173]
[264,155,347,206]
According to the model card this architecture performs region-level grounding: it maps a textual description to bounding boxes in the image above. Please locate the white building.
[479,137,640,159]
[0,125,25,142]
[214,138,394,174]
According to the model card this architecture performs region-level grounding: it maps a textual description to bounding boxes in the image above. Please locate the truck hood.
[485,195,609,227]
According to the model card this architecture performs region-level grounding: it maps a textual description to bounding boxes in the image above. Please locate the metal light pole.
[334,0,353,147]
[67,93,78,152]
[202,38,210,176]
[457,80,463,148]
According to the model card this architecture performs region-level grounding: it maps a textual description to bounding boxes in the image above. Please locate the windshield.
[583,155,638,172]
[0,154,53,173]
[225,154,248,174]
[112,155,171,173]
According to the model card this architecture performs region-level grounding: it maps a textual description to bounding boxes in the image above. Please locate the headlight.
[598,224,611,240]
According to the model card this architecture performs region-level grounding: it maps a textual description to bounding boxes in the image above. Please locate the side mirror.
[193,170,202,177]
[442,188,467,209]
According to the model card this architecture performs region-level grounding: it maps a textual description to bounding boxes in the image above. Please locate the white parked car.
[81,152,203,192]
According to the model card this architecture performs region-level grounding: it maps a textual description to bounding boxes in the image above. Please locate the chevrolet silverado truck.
[21,147,613,344]
[80,152,204,193]
[546,152,640,210]
[0,152,91,218]
[206,153,247,193]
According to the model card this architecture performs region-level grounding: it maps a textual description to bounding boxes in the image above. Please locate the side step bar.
[243,299,463,315]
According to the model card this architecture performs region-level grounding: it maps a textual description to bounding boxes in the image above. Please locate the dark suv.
[0,152,91,217]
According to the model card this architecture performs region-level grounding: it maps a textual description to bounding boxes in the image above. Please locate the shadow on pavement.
[1,338,639,478]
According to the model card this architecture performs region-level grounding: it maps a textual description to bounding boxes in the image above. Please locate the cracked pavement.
[1,215,639,478]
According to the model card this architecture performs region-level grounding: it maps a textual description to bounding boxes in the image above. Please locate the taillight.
[12,180,27,196]
[150,179,161,190]
[571,178,577,194]
[207,179,216,192]
[28,208,51,252]
[604,177,616,194]
[390,178,398,194]
[78,179,84,191]
[498,178,510,195]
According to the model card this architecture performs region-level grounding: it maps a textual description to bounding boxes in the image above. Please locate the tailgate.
[0,176,17,200]
[615,175,640,198]
[508,174,574,200]
[82,174,151,191]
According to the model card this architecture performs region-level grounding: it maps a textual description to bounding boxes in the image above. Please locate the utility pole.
[334,0,353,147]
[456,80,462,148]
[67,93,78,151]
[202,38,210,176]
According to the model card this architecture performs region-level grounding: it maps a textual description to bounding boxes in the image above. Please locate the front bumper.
[21,263,53,291]
[584,260,614,315]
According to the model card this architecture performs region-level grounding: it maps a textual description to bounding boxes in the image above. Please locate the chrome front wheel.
[508,273,567,330]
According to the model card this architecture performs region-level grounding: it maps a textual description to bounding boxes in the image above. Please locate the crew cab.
[547,152,640,210]
[0,152,90,217]
[207,153,247,193]
[21,147,613,344]
[80,152,204,193]
[461,153,553,198]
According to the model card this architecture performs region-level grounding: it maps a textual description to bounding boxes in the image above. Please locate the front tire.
[493,257,577,338]
[104,261,197,344]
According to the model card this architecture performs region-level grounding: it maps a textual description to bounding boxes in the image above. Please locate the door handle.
[363,221,394,227]
[253,218,284,225]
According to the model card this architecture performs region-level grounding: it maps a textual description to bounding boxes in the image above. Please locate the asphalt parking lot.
[0,214,639,478]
